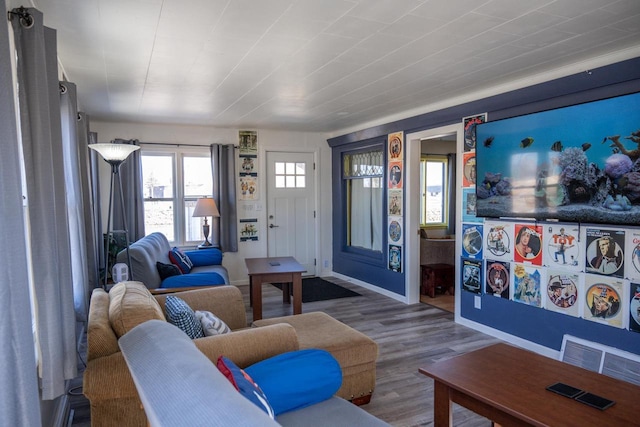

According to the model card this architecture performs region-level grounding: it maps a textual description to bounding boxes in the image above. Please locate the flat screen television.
[475,91,640,225]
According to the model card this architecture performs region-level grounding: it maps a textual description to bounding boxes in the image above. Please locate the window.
[343,148,383,252]
[275,162,306,188]
[420,155,448,228]
[141,148,212,246]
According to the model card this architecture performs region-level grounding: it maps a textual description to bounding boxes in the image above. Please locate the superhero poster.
[461,258,482,294]
[512,264,544,308]
[582,274,626,329]
[513,223,543,266]
[483,220,512,262]
[545,270,580,318]
[543,223,581,272]
[485,260,510,299]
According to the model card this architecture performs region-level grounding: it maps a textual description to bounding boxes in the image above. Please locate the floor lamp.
[89,142,140,289]
[192,197,220,248]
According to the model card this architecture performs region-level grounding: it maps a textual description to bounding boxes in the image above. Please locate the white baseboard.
[331,272,409,303]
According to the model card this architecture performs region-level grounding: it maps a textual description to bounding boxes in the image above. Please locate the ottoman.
[253,312,378,405]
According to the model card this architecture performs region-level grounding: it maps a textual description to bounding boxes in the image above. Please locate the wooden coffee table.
[244,256,306,321]
[419,343,639,426]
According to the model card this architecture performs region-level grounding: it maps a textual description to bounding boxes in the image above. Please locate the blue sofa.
[116,232,229,290]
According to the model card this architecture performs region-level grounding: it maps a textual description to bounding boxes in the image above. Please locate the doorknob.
[269,223,279,228]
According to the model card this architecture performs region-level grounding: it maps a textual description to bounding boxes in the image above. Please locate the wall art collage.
[388,131,404,273]
[238,130,259,242]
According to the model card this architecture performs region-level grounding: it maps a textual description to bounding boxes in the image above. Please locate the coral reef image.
[476,92,640,225]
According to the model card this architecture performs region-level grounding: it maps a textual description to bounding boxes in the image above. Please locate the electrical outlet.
[474,295,481,309]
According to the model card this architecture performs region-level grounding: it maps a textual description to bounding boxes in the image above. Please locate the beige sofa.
[84,282,378,426]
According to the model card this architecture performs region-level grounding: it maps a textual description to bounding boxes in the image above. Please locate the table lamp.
[192,197,220,247]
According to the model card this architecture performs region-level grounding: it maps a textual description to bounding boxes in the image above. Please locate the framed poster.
[630,282,640,333]
[485,260,510,299]
[388,216,403,245]
[462,223,483,259]
[463,113,487,152]
[388,162,403,189]
[582,274,626,328]
[388,245,402,272]
[483,220,513,262]
[462,152,476,188]
[512,263,544,307]
[462,188,479,223]
[514,223,543,266]
[388,189,403,216]
[625,228,640,282]
[388,132,403,161]
[239,130,257,155]
[585,228,625,278]
[543,223,581,271]
[239,218,258,242]
[461,258,483,294]
[545,270,581,317]
[239,176,258,200]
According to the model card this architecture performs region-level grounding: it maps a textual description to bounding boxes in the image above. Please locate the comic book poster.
[513,223,543,266]
[582,274,626,328]
[461,258,483,294]
[485,260,510,299]
[585,228,625,278]
[462,223,483,259]
[543,223,582,271]
[630,282,640,333]
[545,270,580,317]
[462,188,480,223]
[388,245,402,272]
[239,218,258,242]
[388,162,403,189]
[463,113,487,152]
[388,216,403,245]
[462,152,476,188]
[483,220,513,262]
[625,228,640,283]
[388,132,403,161]
[388,189,402,216]
[239,176,258,200]
[238,130,257,155]
[512,263,544,307]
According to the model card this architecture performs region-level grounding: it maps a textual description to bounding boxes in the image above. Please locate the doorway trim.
[405,124,463,317]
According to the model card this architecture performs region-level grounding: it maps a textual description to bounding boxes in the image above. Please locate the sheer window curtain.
[1,2,41,424]
[210,144,238,252]
[11,7,76,400]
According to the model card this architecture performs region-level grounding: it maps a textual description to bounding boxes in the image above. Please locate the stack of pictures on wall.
[513,223,543,265]
[545,270,580,317]
[483,220,512,262]
[461,258,482,294]
[543,223,582,271]
[238,130,259,241]
[585,228,625,278]
[625,229,640,283]
[583,274,626,328]
[630,282,640,333]
[485,260,510,299]
[462,223,483,259]
[387,131,404,273]
[512,264,544,307]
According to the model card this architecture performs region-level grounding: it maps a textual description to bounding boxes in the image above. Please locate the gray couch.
[119,319,389,427]
[117,232,229,290]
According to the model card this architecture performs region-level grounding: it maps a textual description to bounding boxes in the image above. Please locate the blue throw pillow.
[245,349,342,415]
[164,296,204,339]
[168,247,193,274]
[217,356,275,419]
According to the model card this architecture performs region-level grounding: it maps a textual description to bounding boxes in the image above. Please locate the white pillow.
[194,310,231,336]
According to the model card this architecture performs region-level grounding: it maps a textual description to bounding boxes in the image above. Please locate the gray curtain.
[11,7,77,400]
[1,3,42,425]
[89,132,104,275]
[112,139,145,242]
[210,144,238,252]
[447,153,456,235]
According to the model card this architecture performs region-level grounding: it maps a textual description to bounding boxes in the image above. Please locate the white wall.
[90,121,333,285]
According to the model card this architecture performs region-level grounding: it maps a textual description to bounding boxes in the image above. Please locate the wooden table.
[419,343,640,427]
[244,256,306,321]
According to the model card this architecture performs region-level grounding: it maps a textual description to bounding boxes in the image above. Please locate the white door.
[266,151,316,276]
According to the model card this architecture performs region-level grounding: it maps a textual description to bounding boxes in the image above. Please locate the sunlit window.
[275,162,306,188]
[420,155,448,228]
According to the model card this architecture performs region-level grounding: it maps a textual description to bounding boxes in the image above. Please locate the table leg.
[251,276,262,321]
[282,283,291,304]
[292,273,302,315]
[433,380,452,427]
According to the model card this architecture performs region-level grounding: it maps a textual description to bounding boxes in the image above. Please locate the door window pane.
[275,161,306,188]
[420,156,448,227]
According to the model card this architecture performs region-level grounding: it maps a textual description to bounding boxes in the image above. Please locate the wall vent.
[561,335,640,386]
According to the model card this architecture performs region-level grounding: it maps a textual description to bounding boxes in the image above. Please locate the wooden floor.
[70,278,500,427]
[420,293,455,313]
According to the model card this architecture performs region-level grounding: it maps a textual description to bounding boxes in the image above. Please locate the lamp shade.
[193,197,220,217]
[89,143,140,162]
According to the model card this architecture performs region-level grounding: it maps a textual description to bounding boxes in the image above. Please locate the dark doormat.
[272,277,361,303]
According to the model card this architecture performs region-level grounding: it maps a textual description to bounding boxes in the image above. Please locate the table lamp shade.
[193,197,220,218]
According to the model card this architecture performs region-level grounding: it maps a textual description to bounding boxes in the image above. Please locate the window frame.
[141,145,212,247]
[420,154,449,229]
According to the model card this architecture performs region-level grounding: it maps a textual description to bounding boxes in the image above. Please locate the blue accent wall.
[330,57,640,354]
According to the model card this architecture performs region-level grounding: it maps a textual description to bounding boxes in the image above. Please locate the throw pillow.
[245,349,342,415]
[164,295,204,339]
[156,261,182,280]
[217,356,275,419]
[195,310,231,336]
[168,247,193,274]
[108,281,166,338]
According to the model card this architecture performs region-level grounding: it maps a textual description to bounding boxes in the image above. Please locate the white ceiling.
[20,0,640,133]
